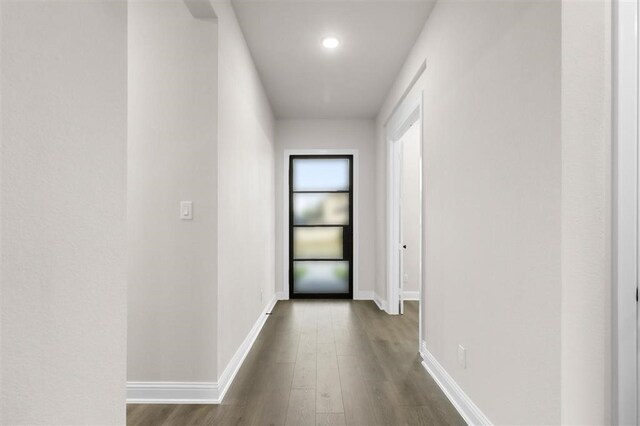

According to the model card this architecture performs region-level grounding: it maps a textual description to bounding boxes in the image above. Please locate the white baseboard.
[127,295,278,404]
[354,290,374,300]
[420,342,492,425]
[403,290,420,301]
[216,294,277,402]
[373,293,387,311]
[126,382,218,404]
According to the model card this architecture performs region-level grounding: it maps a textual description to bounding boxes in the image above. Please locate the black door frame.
[289,154,354,299]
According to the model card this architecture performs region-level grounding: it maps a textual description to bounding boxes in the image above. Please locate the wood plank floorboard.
[127,300,464,426]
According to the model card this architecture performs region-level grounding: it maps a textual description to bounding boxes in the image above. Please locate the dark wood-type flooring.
[127,300,464,425]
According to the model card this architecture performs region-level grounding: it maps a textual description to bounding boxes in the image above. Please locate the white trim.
[127,295,278,404]
[354,290,374,300]
[420,342,492,425]
[373,293,387,311]
[283,149,360,299]
[403,290,419,301]
[276,291,288,300]
[384,60,426,127]
[216,294,277,402]
[387,137,401,315]
[613,0,639,423]
[126,382,218,404]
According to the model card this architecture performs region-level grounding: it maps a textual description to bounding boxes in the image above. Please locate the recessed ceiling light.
[322,36,340,49]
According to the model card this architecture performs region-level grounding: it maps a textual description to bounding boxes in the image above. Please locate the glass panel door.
[289,155,353,298]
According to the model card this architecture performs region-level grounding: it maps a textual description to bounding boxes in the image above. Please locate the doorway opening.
[398,124,422,315]
[288,155,354,299]
[386,90,423,349]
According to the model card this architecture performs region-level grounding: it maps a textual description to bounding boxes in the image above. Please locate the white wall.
[1,1,127,423]
[400,124,421,296]
[128,1,218,382]
[215,1,276,376]
[275,119,376,298]
[376,2,561,423]
[560,1,611,423]
[127,0,275,389]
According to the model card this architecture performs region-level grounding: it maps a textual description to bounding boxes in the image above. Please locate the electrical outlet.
[457,345,466,369]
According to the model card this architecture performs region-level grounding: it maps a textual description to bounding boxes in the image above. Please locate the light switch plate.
[457,345,466,369]
[403,273,409,283]
[180,201,193,220]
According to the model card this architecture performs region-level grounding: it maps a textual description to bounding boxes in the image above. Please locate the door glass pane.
[293,227,343,259]
[293,193,349,225]
[293,261,349,294]
[292,158,350,191]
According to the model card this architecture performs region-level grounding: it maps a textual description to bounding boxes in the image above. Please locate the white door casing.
[613,0,638,423]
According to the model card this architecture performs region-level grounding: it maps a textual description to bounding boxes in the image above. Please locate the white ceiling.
[232,0,436,119]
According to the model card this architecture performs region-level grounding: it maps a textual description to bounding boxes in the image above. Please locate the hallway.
[0,0,619,423]
[126,301,464,425]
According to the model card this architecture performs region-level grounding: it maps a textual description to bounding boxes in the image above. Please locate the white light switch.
[180,201,193,220]
[403,273,409,283]
[457,345,466,369]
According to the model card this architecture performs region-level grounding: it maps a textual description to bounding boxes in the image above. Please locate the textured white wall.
[274,119,377,297]
[1,1,127,423]
[560,1,612,423]
[376,2,561,423]
[127,1,218,382]
[400,124,421,295]
[215,2,276,376]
